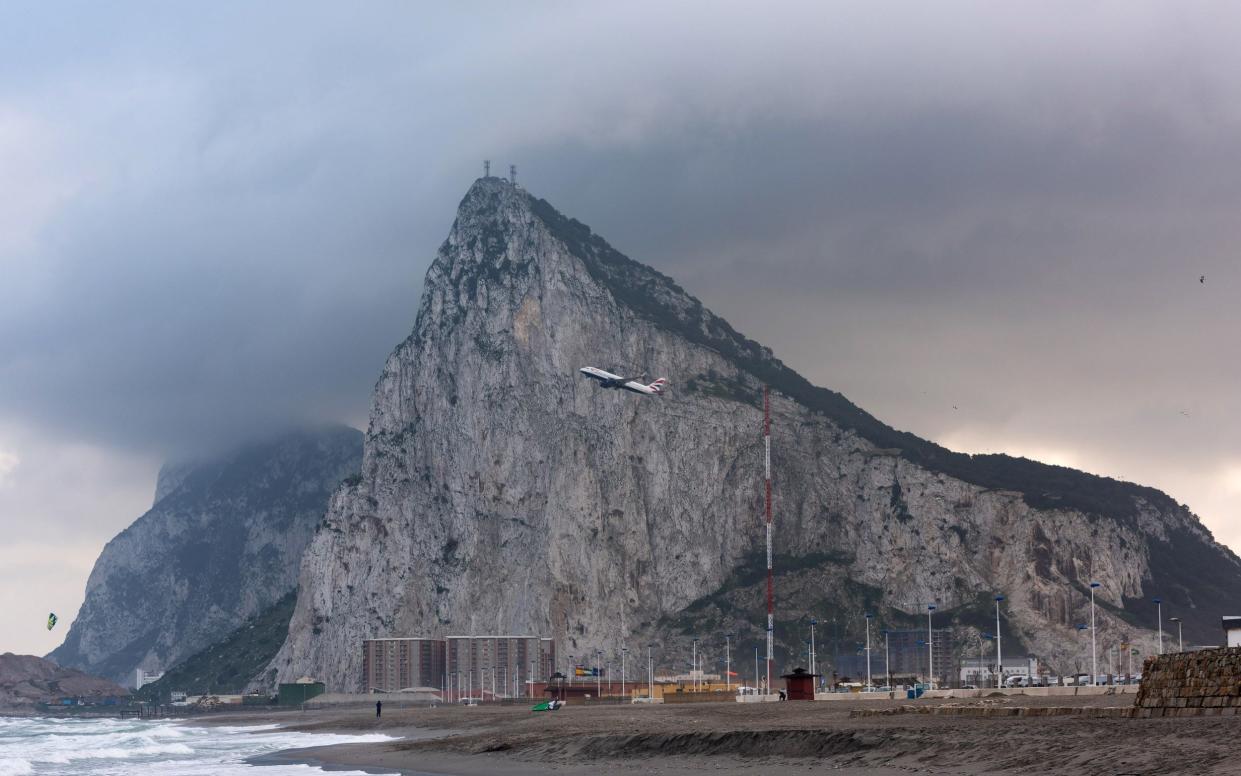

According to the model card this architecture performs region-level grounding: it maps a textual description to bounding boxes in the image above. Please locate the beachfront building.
[959,656,1038,687]
[362,638,446,693]
[445,636,556,699]
[1224,616,1241,647]
[134,668,164,689]
[878,628,955,686]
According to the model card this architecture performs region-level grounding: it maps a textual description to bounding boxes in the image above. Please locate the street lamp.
[725,633,734,693]
[1090,582,1101,686]
[882,629,891,690]
[926,604,937,690]
[994,595,1005,689]
[621,646,628,699]
[864,613,874,691]
[979,633,993,686]
[596,649,602,697]
[569,654,574,686]
[809,618,817,676]
[754,645,761,695]
[1169,617,1183,653]
[1075,624,1088,680]
[1153,597,1164,654]
[691,638,700,691]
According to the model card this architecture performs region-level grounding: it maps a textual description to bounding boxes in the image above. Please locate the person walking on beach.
[376,700,382,718]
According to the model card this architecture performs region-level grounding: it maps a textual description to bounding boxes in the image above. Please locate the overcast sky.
[3,1,1240,657]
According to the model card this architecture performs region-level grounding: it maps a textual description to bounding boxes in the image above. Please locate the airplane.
[578,367,668,396]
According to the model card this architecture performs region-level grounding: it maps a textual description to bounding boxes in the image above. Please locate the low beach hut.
[780,667,819,700]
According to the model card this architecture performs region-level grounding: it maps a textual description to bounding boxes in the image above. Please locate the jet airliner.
[578,367,667,396]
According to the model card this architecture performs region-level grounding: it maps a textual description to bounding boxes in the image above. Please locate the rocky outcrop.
[267,177,1241,691]
[0,653,128,707]
[50,426,362,685]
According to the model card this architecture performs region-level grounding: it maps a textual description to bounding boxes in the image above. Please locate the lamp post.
[1075,624,1088,680]
[978,633,992,686]
[927,604,937,689]
[994,595,1005,689]
[596,650,602,698]
[569,654,574,686]
[1153,597,1164,654]
[882,630,891,690]
[622,646,628,699]
[1090,581,1101,686]
[755,646,760,695]
[1169,617,1183,653]
[810,618,817,676]
[692,638,700,691]
[864,613,874,691]
[725,633,733,693]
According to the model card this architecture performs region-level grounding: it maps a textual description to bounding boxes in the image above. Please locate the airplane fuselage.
[578,367,667,396]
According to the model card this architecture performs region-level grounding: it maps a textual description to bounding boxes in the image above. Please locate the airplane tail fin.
[648,378,668,394]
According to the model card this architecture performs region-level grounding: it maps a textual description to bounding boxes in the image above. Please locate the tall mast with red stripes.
[764,386,773,694]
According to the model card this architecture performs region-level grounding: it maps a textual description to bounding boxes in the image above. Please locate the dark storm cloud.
[2,1,1240,548]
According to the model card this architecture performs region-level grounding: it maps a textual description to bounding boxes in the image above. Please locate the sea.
[0,716,397,775]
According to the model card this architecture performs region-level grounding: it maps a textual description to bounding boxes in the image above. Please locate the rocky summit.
[267,177,1241,691]
[51,426,362,685]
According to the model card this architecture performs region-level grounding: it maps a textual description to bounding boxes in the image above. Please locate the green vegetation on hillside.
[138,592,296,701]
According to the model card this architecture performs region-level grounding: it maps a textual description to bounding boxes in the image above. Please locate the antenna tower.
[484,160,490,177]
[764,386,773,694]
[510,164,517,186]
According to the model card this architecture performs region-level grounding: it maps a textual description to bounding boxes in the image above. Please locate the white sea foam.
[0,758,34,776]
[0,716,398,775]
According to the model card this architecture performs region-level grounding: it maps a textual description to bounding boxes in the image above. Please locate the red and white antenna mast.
[764,386,773,694]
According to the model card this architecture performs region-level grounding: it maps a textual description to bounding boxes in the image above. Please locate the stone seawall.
[1134,647,1241,717]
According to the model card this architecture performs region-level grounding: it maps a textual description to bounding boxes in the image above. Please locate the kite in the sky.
[46,612,57,631]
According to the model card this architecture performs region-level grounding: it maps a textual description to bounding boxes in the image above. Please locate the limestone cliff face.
[269,178,1241,690]
[50,427,361,685]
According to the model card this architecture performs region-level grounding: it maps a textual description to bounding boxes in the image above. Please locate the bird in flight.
[1200,275,1205,284]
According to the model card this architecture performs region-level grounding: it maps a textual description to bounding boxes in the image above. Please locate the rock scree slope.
[267,177,1241,690]
[50,426,362,685]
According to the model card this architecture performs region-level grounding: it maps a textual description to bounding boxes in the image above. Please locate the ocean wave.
[0,718,397,775]
[0,758,33,776]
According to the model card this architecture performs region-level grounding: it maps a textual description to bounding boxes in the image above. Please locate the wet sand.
[222,694,1241,775]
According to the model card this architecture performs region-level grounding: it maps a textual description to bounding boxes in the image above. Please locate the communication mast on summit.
[764,386,774,695]
[484,160,490,177]
[510,164,517,186]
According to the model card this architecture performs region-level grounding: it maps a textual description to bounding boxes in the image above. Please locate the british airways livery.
[578,367,668,396]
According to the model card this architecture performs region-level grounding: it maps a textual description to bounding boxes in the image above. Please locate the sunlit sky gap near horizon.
[2,1,1240,655]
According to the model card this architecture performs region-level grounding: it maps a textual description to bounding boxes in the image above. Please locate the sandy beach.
[214,693,1241,775]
